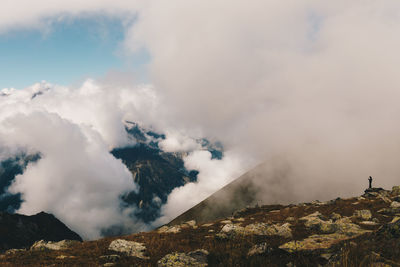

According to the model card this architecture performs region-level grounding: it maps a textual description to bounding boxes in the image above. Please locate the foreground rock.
[108,239,149,259]
[31,239,80,251]
[219,222,292,238]
[281,212,371,253]
[353,209,372,220]
[247,242,273,256]
[158,249,209,267]
[0,211,82,252]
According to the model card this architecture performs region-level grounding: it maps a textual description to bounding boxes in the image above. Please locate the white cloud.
[155,150,249,224]
[0,81,160,239]
[3,0,400,236]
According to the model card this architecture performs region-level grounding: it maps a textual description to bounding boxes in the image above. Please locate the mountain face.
[0,211,82,252]
[0,154,40,213]
[112,144,198,223]
[0,121,223,232]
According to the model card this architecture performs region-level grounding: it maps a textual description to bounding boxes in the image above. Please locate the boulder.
[300,211,336,234]
[220,224,245,235]
[390,201,400,209]
[247,242,273,256]
[158,225,181,234]
[158,249,208,267]
[353,210,372,220]
[392,186,400,195]
[220,222,292,238]
[181,220,197,229]
[280,234,349,252]
[108,239,149,259]
[30,240,80,251]
[334,217,370,236]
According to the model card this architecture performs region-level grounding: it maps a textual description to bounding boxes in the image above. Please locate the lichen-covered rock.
[353,210,372,220]
[280,216,371,253]
[158,249,208,267]
[279,232,362,253]
[330,213,341,221]
[257,223,292,238]
[392,186,400,195]
[220,222,292,238]
[300,211,336,234]
[158,225,181,234]
[181,220,197,229]
[108,239,149,259]
[335,218,370,236]
[221,224,245,235]
[390,201,400,209]
[30,240,80,251]
[247,242,272,256]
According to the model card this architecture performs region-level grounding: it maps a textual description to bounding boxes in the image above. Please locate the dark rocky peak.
[0,211,82,252]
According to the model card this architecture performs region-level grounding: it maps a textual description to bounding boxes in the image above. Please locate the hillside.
[2,186,400,266]
[0,211,82,252]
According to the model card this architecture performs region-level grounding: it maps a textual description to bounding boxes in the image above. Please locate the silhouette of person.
[368,176,373,189]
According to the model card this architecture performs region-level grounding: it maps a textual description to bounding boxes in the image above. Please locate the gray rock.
[392,186,400,195]
[30,240,80,251]
[108,239,149,259]
[247,242,272,256]
[220,222,292,238]
[353,210,372,220]
[390,201,400,208]
[158,249,208,267]
[157,225,181,234]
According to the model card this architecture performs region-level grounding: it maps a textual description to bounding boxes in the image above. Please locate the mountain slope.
[167,162,298,226]
[0,211,82,252]
[2,187,400,266]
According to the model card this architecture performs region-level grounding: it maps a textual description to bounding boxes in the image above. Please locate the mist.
[2,1,400,236]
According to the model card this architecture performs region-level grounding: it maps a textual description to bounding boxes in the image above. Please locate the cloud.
[3,0,400,235]
[0,81,161,239]
[155,150,248,225]
[124,0,400,202]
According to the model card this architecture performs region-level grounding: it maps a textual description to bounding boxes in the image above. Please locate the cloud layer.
[3,0,400,236]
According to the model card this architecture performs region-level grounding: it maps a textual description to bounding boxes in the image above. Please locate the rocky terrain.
[2,186,400,266]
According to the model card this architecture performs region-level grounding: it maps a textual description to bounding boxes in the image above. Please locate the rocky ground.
[2,186,400,266]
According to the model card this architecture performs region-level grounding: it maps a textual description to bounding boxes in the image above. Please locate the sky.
[0,16,148,89]
[2,0,400,239]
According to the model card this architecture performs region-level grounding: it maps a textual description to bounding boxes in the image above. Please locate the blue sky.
[0,17,148,89]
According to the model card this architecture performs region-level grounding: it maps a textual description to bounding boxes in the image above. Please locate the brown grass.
[1,194,399,267]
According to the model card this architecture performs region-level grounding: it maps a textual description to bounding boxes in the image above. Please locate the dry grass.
[1,194,399,267]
